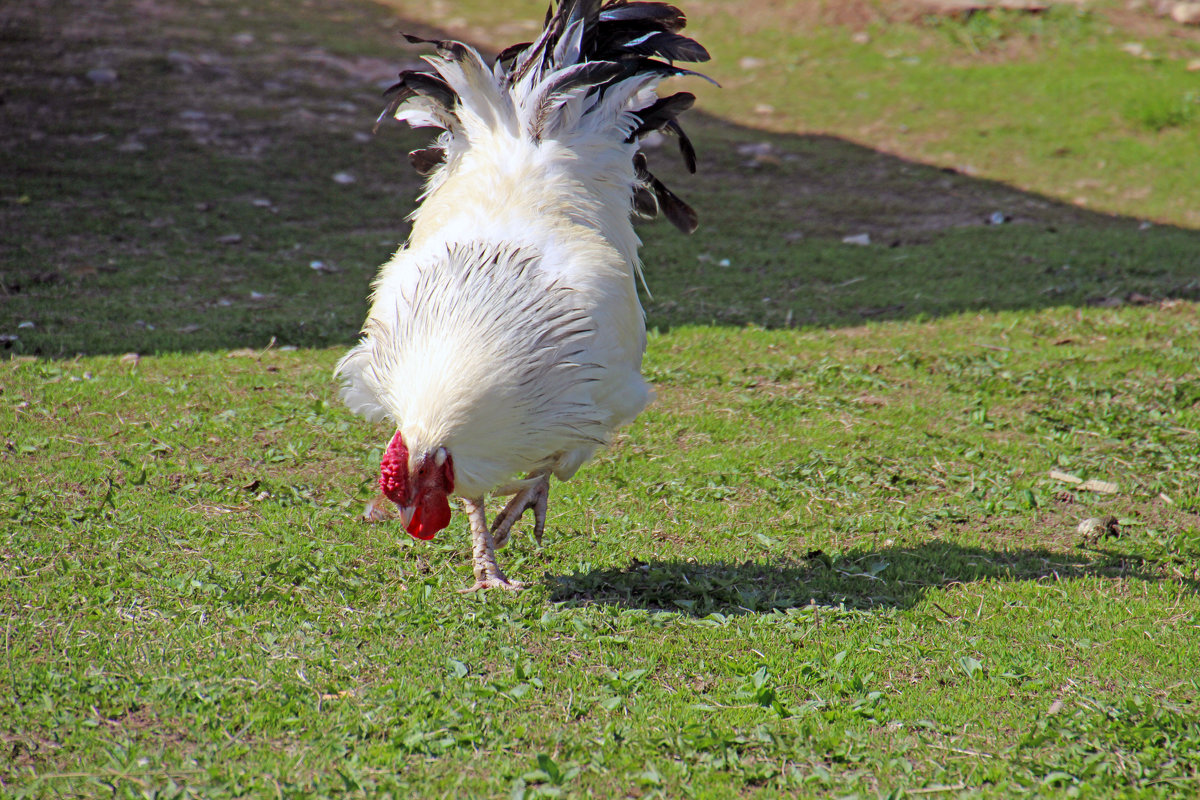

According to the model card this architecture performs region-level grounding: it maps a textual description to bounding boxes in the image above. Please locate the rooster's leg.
[459,496,525,592]
[491,472,550,549]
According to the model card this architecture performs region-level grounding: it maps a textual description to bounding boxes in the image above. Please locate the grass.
[421,0,1200,226]
[3,0,1200,797]
[5,315,1200,797]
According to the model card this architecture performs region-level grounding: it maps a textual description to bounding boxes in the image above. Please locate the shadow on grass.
[2,0,1200,359]
[3,0,1200,358]
[545,543,1196,616]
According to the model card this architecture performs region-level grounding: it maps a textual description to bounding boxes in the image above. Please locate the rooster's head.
[379,431,454,539]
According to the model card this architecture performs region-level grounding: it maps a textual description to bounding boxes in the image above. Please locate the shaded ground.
[2,0,1199,356]
[548,541,1197,616]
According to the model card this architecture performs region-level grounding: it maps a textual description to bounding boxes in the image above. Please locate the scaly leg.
[459,496,524,592]
[490,472,550,549]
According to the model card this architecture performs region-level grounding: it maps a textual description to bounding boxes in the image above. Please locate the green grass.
[421,0,1200,226]
[5,314,1200,797]
[3,0,1200,797]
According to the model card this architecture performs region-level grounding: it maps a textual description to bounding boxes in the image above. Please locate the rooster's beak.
[397,505,416,529]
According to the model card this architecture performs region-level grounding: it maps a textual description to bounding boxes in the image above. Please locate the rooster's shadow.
[543,541,1195,616]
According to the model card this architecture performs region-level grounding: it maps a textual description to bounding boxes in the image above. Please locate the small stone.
[738,57,766,70]
[735,142,774,157]
[988,212,1009,225]
[217,233,243,244]
[851,31,870,44]
[754,103,775,114]
[86,68,118,85]
[1171,2,1200,24]
[249,291,266,300]
[17,321,34,329]
[842,233,871,246]
[166,50,194,70]
[332,171,357,184]
[251,197,273,207]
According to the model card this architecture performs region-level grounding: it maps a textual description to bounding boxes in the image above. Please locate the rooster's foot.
[458,577,526,593]
[491,472,550,549]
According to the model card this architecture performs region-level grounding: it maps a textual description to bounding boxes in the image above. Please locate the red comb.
[379,431,409,504]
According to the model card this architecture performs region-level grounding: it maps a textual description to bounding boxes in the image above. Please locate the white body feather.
[336,47,658,497]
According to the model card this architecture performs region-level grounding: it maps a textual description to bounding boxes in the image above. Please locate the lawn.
[2,0,1199,797]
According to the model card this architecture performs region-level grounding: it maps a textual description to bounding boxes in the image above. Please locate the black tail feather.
[598,1,688,32]
[632,184,659,218]
[663,118,696,174]
[380,71,457,111]
[409,146,446,175]
[604,30,709,62]
[628,91,695,139]
[496,41,532,66]
[379,0,709,233]
[634,152,698,234]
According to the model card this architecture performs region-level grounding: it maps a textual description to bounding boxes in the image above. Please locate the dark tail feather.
[598,1,688,32]
[496,41,532,66]
[375,71,459,132]
[408,146,446,175]
[652,177,699,234]
[634,152,698,234]
[606,30,709,62]
[663,118,696,174]
[632,185,659,218]
[628,91,695,139]
[628,93,697,174]
[378,0,710,234]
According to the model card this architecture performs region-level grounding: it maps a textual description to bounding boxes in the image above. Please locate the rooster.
[336,0,709,591]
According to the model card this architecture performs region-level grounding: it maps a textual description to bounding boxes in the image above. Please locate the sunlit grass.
[3,0,1200,796]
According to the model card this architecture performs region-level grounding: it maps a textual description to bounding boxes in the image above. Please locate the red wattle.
[406,492,452,540]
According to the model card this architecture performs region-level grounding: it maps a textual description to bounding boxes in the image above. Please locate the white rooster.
[336,0,709,591]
